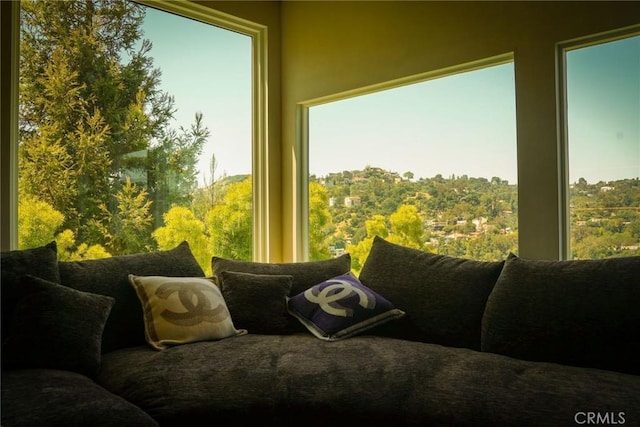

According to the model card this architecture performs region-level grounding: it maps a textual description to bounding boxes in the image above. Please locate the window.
[561,32,640,259]
[303,56,518,271]
[16,0,267,272]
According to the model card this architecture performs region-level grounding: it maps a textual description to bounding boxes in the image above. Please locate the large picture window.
[304,57,518,271]
[17,0,263,273]
[561,33,640,259]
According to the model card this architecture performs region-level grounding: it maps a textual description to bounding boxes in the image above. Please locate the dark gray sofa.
[2,237,639,426]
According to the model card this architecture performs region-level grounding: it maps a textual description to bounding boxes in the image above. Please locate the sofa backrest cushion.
[59,242,205,353]
[481,254,640,375]
[358,236,504,350]
[212,254,351,333]
[219,271,293,335]
[212,254,351,298]
[3,275,114,377]
[1,242,60,341]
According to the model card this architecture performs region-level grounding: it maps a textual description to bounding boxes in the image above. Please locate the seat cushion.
[97,334,640,427]
[98,337,285,426]
[1,369,158,427]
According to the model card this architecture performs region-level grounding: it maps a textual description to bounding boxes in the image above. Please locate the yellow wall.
[277,1,640,260]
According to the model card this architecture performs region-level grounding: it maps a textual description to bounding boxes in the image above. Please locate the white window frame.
[556,24,640,260]
[4,0,270,260]
[295,53,514,261]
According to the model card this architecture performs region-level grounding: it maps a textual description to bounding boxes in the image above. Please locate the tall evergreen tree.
[18,0,209,253]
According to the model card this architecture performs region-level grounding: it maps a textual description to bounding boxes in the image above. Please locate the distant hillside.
[310,167,639,261]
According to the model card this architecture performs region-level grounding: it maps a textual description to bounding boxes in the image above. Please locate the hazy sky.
[141,6,639,186]
[309,63,518,182]
[566,35,640,184]
[141,6,252,185]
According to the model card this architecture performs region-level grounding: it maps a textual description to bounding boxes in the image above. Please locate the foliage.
[319,169,639,267]
[569,178,640,259]
[346,215,387,273]
[56,229,111,261]
[153,205,211,274]
[18,195,65,249]
[206,177,253,262]
[317,168,519,268]
[146,113,210,225]
[388,204,424,249]
[92,177,154,255]
[308,182,333,260]
[18,0,206,253]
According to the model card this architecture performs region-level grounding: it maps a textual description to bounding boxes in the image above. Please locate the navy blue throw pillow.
[287,272,404,341]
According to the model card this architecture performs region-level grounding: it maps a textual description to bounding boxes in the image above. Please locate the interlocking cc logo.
[304,279,376,317]
[155,281,228,327]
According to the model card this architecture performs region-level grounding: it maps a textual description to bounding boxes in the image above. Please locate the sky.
[141,6,252,185]
[141,6,639,186]
[566,35,640,184]
[309,63,518,183]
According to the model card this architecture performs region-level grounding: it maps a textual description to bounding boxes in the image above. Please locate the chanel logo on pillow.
[155,281,229,326]
[288,272,405,341]
[303,278,376,317]
[129,275,245,350]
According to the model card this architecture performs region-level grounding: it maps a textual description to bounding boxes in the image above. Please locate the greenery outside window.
[300,54,518,271]
[14,0,268,273]
[559,30,640,259]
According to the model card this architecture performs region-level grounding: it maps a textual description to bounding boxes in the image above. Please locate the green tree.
[18,0,209,255]
[388,204,424,249]
[18,195,65,249]
[56,229,111,261]
[153,205,211,274]
[309,182,332,260]
[147,113,210,225]
[89,178,154,255]
[206,177,252,261]
[347,214,388,274]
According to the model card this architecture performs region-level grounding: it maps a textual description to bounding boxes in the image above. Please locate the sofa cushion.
[287,272,405,341]
[482,254,640,375]
[97,334,640,427]
[98,337,285,426]
[3,275,114,377]
[1,369,158,427]
[212,253,351,332]
[358,236,504,350]
[220,271,293,335]
[212,253,351,297]
[1,242,60,341]
[59,241,205,353]
[129,275,245,350]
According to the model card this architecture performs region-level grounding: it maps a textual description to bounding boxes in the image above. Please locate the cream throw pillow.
[128,275,245,350]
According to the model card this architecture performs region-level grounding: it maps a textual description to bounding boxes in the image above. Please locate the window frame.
[556,24,640,260]
[4,0,270,260]
[295,52,515,261]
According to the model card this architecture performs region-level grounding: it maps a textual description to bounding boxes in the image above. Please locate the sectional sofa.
[2,236,639,426]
